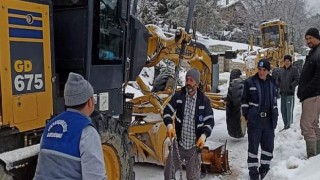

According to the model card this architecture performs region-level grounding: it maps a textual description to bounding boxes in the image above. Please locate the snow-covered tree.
[138,0,159,24]
[164,0,222,35]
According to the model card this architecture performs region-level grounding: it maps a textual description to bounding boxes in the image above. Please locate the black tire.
[226,77,246,138]
[293,59,304,75]
[152,74,173,92]
[91,110,134,180]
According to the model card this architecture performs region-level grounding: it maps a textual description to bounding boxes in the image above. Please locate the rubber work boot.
[306,141,317,158]
[317,140,320,155]
[249,175,259,180]
[249,169,259,180]
[259,169,268,180]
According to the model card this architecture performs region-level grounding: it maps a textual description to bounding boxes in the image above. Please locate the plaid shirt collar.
[186,90,197,101]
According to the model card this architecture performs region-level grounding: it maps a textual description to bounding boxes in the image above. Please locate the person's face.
[284,59,291,67]
[305,35,320,48]
[258,68,268,80]
[185,76,198,95]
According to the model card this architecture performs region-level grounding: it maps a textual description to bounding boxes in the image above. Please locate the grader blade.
[0,144,39,180]
[201,141,230,174]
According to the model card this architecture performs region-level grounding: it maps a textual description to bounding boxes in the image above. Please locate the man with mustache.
[163,68,214,180]
[298,27,320,158]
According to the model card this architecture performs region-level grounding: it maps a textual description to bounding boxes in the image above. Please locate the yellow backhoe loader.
[129,24,228,173]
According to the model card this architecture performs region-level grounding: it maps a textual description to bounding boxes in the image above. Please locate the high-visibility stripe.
[249,102,259,107]
[242,104,249,107]
[260,160,271,165]
[197,123,204,128]
[167,103,175,113]
[249,87,257,90]
[261,150,273,157]
[203,115,213,121]
[248,152,258,158]
[164,114,171,119]
[248,162,259,168]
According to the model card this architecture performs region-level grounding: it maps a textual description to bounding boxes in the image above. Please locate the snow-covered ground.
[132,72,320,180]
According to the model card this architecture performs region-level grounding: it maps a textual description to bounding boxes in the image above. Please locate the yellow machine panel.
[0,0,53,132]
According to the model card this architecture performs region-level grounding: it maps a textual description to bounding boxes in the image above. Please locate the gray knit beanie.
[186,68,200,84]
[64,72,94,106]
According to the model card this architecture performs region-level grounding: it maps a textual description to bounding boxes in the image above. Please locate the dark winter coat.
[241,74,278,129]
[163,87,214,142]
[279,65,300,95]
[297,44,320,102]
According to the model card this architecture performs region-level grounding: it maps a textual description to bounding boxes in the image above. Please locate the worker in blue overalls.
[241,59,279,180]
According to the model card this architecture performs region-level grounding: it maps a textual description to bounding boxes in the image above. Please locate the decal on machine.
[11,42,45,95]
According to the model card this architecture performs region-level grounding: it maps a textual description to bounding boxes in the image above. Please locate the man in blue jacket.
[242,59,278,180]
[163,68,214,180]
[34,72,106,180]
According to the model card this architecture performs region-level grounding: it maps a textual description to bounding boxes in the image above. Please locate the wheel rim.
[102,144,120,180]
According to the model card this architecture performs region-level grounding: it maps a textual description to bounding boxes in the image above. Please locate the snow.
[146,24,175,41]
[197,37,261,52]
[131,70,320,179]
[260,19,282,26]
[218,0,238,6]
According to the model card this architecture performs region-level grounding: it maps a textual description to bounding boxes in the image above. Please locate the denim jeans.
[281,95,294,129]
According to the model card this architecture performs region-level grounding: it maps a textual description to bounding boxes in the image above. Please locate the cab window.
[92,0,123,65]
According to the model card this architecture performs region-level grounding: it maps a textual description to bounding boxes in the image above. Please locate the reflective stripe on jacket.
[241,74,278,129]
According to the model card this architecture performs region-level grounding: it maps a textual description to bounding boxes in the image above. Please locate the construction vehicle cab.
[245,19,294,77]
[0,0,148,179]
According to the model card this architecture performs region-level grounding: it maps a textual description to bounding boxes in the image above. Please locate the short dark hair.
[283,55,292,62]
[66,101,87,110]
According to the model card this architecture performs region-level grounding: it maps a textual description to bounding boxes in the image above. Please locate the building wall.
[218,56,245,72]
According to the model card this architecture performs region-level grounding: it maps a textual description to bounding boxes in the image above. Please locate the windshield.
[261,26,280,48]
[92,0,123,65]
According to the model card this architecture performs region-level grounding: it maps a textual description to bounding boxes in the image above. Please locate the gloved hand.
[196,134,206,149]
[167,124,176,139]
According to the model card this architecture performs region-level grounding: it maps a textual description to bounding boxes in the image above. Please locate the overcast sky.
[306,0,320,15]
[219,0,320,15]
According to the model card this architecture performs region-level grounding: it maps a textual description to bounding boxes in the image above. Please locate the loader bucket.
[201,141,230,174]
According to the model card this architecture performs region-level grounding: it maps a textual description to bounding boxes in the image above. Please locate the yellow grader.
[245,19,295,77]
[0,0,228,180]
